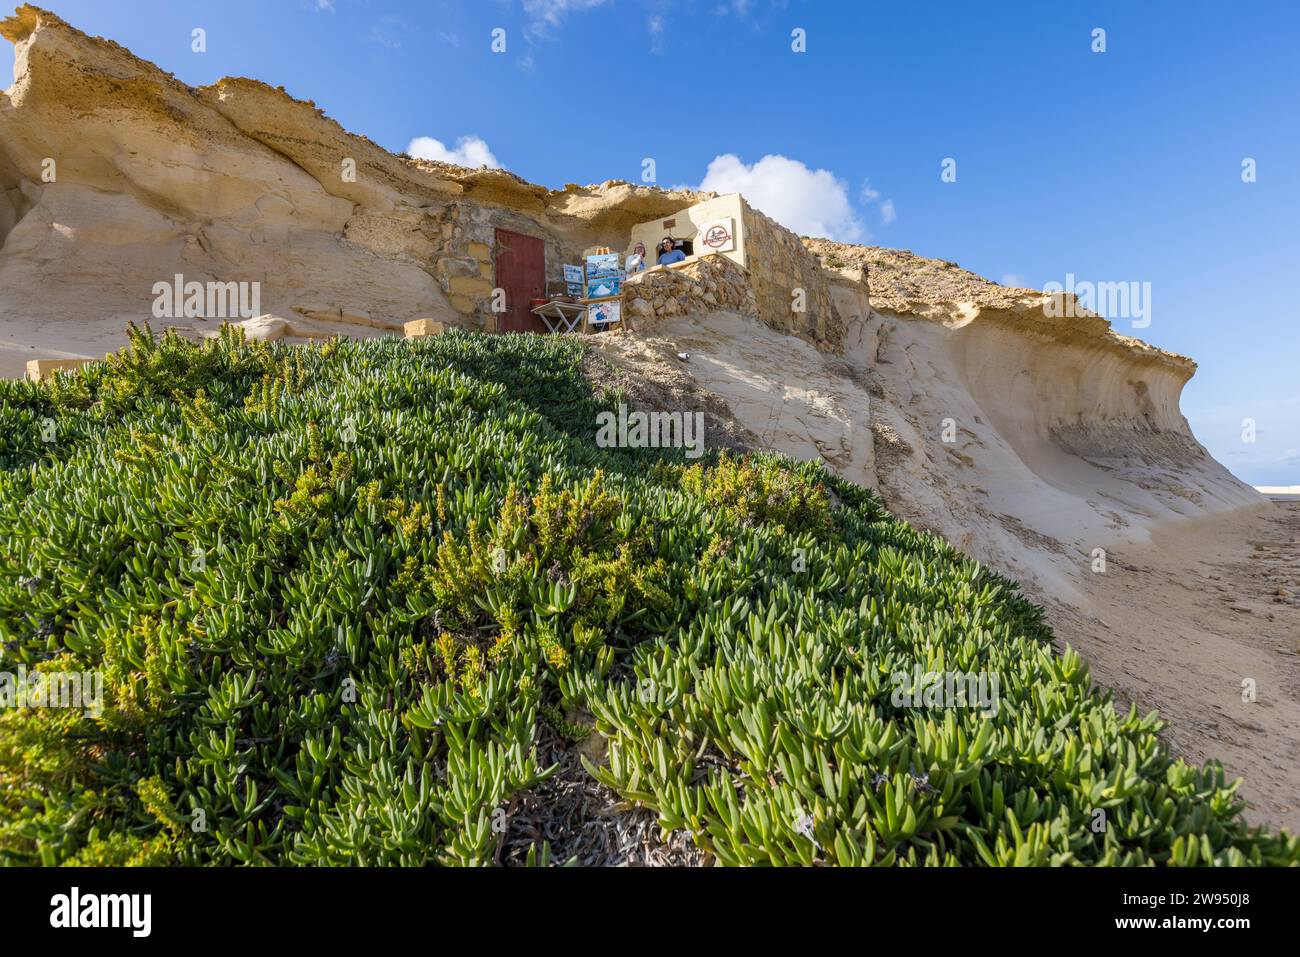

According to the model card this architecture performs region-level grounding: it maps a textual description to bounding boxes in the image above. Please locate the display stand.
[581,248,625,334]
[583,296,623,333]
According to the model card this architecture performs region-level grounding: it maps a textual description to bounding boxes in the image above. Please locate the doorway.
[494,228,546,333]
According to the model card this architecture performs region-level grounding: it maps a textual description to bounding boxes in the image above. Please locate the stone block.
[448,275,494,297]
[404,319,447,338]
[435,257,481,280]
[26,358,93,382]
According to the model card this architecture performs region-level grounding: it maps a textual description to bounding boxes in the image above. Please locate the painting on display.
[586,299,621,327]
[563,264,584,297]
[585,253,621,279]
[586,276,622,299]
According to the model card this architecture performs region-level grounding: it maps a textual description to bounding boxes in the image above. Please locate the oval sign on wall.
[699,218,735,253]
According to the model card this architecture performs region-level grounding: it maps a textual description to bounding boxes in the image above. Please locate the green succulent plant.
[0,324,1294,866]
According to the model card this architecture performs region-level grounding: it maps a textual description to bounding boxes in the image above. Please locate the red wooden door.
[494,229,546,333]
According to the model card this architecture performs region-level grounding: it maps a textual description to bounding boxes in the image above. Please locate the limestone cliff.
[0,4,723,357]
[0,1,1259,553]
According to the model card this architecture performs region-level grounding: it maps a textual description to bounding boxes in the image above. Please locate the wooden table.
[530,300,586,334]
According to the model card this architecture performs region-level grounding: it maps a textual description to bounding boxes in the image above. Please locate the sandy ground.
[0,315,125,379]
[587,313,1299,831]
[1050,498,1300,829]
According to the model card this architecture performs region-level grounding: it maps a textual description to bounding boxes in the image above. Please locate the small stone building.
[424,185,849,349]
[623,194,843,348]
[627,193,749,270]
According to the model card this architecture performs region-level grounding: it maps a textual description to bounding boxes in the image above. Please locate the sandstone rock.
[26,356,91,381]
[404,319,447,338]
[0,6,843,350]
[434,257,483,280]
[0,6,1258,540]
[222,314,333,342]
[295,307,404,332]
[447,275,494,297]
[0,5,455,344]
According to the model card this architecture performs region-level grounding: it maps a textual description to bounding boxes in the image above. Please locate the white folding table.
[531,300,586,334]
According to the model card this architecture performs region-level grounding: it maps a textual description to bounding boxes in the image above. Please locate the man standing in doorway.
[657,237,685,266]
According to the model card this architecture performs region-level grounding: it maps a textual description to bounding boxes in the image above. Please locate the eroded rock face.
[0,4,848,362]
[0,2,1259,550]
[803,236,1212,456]
[0,4,453,361]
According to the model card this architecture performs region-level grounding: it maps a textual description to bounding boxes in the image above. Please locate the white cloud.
[518,0,611,69]
[523,0,611,33]
[859,180,896,226]
[367,18,406,49]
[1001,273,1027,287]
[313,0,334,10]
[406,135,502,169]
[648,15,666,54]
[698,154,865,242]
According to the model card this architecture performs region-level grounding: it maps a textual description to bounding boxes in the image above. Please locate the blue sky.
[8,0,1299,484]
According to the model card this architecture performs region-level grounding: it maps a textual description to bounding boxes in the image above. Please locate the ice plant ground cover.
[0,326,1295,866]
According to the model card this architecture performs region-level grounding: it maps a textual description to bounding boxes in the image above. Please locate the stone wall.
[624,253,757,322]
[418,202,575,332]
[741,202,843,349]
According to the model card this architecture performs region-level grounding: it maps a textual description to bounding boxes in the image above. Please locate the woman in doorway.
[626,241,648,274]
